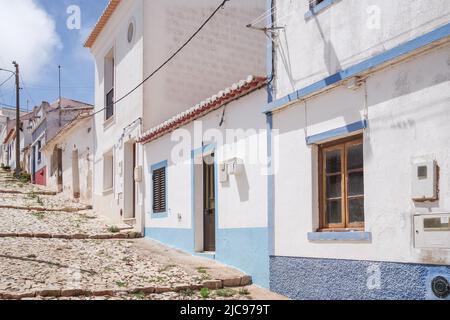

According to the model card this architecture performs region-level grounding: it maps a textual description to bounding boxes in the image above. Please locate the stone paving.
[0,170,278,301]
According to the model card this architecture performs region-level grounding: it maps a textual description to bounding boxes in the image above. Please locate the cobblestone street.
[0,170,284,301]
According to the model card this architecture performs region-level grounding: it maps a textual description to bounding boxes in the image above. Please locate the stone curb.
[0,189,58,196]
[0,276,253,300]
[0,204,93,213]
[0,231,143,240]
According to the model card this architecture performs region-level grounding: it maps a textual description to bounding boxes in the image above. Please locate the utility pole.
[58,65,62,127]
[13,61,20,178]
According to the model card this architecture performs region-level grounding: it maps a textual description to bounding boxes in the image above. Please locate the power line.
[0,74,14,88]
[89,0,230,119]
[40,0,231,134]
[20,77,38,108]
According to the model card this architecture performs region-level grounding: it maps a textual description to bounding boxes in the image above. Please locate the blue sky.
[0,0,109,111]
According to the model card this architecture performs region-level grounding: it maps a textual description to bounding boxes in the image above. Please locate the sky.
[0,0,109,111]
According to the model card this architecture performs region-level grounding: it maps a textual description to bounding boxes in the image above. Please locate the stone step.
[0,204,92,213]
[0,231,143,240]
[0,189,57,196]
[0,276,253,300]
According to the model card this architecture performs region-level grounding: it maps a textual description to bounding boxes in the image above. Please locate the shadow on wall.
[236,166,250,202]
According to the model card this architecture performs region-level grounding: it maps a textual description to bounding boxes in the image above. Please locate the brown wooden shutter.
[152,167,166,213]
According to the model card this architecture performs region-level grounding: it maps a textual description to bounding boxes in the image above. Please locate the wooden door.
[203,155,216,252]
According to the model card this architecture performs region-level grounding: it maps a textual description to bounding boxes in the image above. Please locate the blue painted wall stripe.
[304,0,341,20]
[307,231,372,242]
[263,22,450,114]
[306,120,367,145]
[151,160,168,171]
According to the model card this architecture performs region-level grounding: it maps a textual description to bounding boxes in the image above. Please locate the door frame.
[123,140,137,220]
[192,144,218,253]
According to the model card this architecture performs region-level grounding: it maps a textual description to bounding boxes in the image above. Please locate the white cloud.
[0,0,62,85]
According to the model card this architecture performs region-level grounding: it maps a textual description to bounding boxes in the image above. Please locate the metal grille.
[152,167,166,213]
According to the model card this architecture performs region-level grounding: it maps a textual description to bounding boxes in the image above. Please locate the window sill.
[103,116,115,130]
[305,0,341,20]
[102,188,114,196]
[308,231,372,242]
[150,211,168,219]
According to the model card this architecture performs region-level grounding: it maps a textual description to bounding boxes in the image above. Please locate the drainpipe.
[266,0,277,281]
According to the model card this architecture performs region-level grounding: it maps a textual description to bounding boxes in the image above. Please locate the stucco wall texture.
[270,256,450,300]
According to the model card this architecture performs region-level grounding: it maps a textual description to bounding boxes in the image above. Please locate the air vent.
[431,276,450,299]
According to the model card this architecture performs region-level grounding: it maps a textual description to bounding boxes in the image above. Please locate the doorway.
[56,148,63,193]
[72,148,80,199]
[124,141,136,220]
[203,153,216,252]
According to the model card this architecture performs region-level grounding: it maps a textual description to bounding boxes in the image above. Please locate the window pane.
[348,171,364,196]
[326,200,342,224]
[325,150,341,174]
[348,198,364,224]
[347,143,363,170]
[326,175,341,198]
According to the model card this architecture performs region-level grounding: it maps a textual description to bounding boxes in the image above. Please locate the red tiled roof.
[138,76,267,145]
[84,0,122,48]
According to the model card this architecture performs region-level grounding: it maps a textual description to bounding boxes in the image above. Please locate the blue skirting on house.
[145,227,194,253]
[145,227,270,288]
[270,256,450,300]
[216,228,269,288]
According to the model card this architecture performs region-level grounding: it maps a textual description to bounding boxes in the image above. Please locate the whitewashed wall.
[144,89,268,230]
[90,0,144,222]
[273,0,450,99]
[272,43,450,265]
[142,0,267,129]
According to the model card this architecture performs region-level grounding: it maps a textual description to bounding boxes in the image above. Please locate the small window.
[127,21,134,43]
[104,48,115,121]
[309,0,325,10]
[37,140,42,162]
[152,166,167,213]
[319,135,364,230]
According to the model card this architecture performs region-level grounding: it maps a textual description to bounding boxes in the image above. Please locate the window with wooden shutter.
[152,166,166,213]
[308,0,325,10]
[319,134,364,230]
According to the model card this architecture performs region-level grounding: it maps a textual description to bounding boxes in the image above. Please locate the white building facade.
[86,0,267,230]
[138,77,269,286]
[42,116,94,205]
[266,0,450,300]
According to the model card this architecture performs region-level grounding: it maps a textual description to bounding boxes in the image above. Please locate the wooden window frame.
[318,134,364,231]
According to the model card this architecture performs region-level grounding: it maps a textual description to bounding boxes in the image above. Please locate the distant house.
[42,114,94,204]
[1,112,34,171]
[28,98,93,186]
[85,0,266,229]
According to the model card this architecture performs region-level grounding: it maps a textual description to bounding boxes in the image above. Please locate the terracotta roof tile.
[84,0,122,48]
[138,76,267,145]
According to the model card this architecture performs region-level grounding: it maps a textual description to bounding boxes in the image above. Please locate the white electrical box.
[414,213,450,249]
[219,163,228,183]
[227,158,243,176]
[411,160,438,201]
[134,166,143,182]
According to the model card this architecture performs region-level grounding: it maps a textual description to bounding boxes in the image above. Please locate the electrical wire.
[30,0,231,136]
[87,0,231,120]
[0,74,14,88]
[20,77,38,108]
